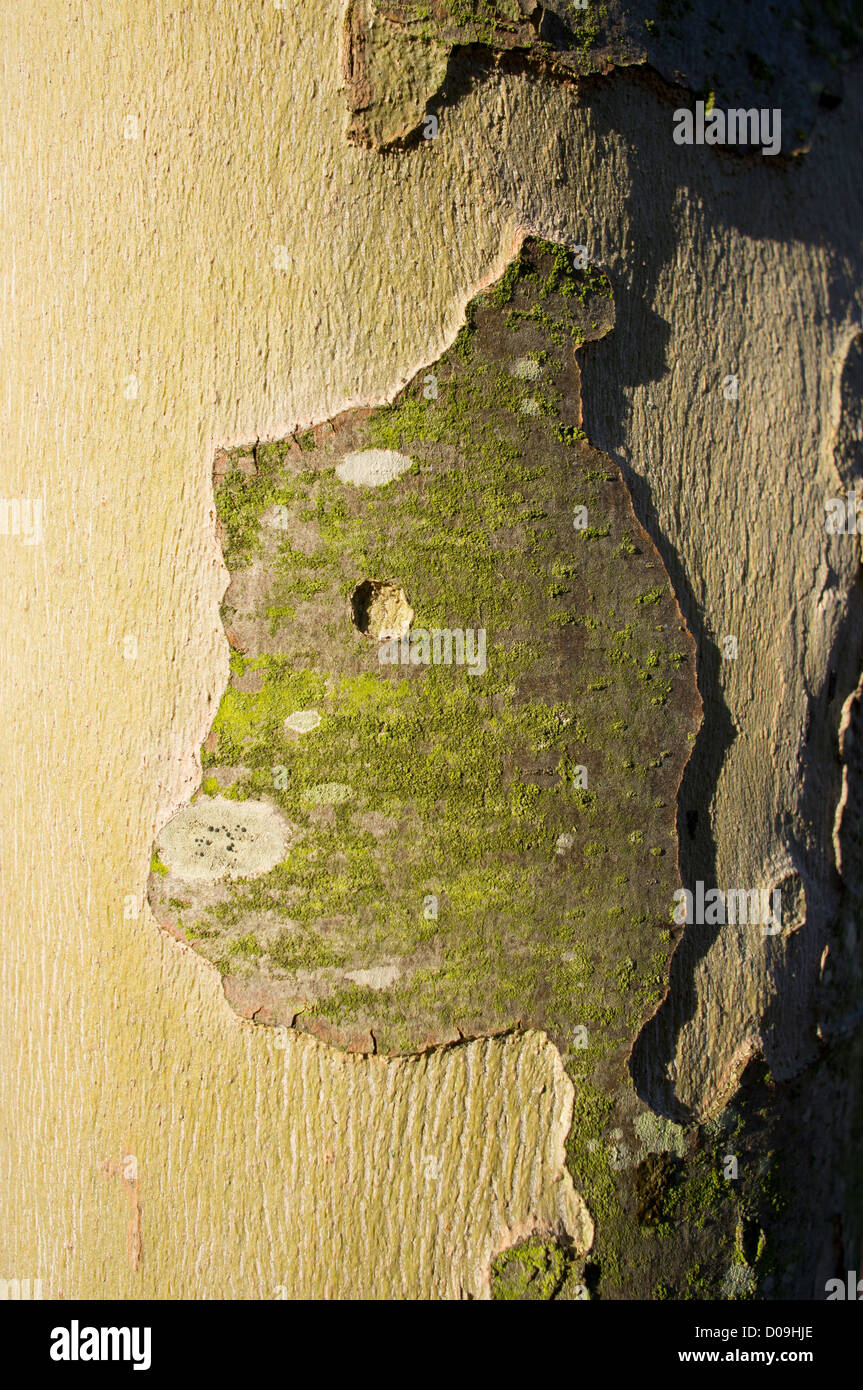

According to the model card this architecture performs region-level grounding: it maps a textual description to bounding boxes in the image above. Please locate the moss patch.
[148,239,726,1297]
[490,1236,573,1301]
[150,239,699,1065]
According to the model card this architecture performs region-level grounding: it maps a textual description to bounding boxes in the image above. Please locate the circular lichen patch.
[155,796,293,884]
[302,782,353,806]
[336,448,412,487]
[284,709,322,734]
[344,965,400,989]
[510,356,542,380]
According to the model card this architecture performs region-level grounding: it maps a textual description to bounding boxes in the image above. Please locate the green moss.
[568,1,603,64]
[438,0,507,43]
[230,933,261,958]
[573,262,613,304]
[152,240,704,1298]
[270,927,345,972]
[488,252,526,309]
[636,585,664,605]
[490,1237,568,1301]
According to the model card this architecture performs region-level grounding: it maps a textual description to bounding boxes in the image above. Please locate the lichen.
[151,239,712,1295]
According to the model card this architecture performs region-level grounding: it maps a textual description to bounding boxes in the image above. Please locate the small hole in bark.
[351,580,413,640]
